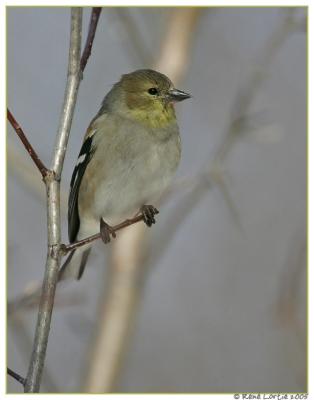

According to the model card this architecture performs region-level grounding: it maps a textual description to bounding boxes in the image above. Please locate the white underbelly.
[94,158,174,224]
[78,129,180,236]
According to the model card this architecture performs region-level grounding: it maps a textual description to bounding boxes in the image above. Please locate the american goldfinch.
[59,69,191,280]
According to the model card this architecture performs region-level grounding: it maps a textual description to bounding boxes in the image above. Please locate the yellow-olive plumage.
[59,69,191,280]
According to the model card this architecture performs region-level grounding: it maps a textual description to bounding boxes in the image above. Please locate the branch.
[24,8,83,393]
[61,214,145,254]
[7,109,49,178]
[7,367,26,387]
[80,7,102,74]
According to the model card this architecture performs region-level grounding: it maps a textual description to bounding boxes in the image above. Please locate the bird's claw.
[141,205,159,227]
[100,218,116,244]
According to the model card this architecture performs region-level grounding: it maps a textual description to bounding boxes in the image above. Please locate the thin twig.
[61,214,145,254]
[7,367,26,387]
[7,109,49,178]
[80,7,102,74]
[24,9,83,393]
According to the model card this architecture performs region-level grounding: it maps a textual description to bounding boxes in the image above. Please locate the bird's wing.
[68,130,96,243]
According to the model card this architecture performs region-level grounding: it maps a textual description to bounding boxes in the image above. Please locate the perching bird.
[59,69,191,280]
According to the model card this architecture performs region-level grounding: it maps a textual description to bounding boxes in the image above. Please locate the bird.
[59,69,191,280]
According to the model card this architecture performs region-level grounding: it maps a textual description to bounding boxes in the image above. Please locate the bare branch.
[61,214,145,254]
[80,7,102,74]
[7,206,149,318]
[24,8,83,393]
[7,109,49,178]
[7,367,26,387]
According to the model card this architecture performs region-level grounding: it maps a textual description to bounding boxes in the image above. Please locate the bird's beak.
[168,88,191,102]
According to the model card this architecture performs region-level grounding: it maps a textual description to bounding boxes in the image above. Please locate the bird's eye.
[148,87,158,95]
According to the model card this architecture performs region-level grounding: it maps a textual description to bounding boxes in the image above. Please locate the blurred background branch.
[139,8,306,282]
[113,8,153,66]
[83,8,305,393]
[274,227,306,343]
[8,141,67,212]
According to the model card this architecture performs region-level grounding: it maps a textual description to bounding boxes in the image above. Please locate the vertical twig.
[80,7,102,74]
[24,8,82,392]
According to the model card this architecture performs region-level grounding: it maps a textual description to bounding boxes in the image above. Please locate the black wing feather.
[68,135,95,243]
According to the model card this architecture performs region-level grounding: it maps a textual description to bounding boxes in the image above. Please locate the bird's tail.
[58,246,92,281]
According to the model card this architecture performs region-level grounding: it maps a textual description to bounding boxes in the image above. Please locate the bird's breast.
[80,118,181,226]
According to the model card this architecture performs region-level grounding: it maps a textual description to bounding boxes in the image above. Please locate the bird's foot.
[140,205,159,227]
[100,218,117,244]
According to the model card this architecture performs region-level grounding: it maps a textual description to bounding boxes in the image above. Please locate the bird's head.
[104,69,191,128]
